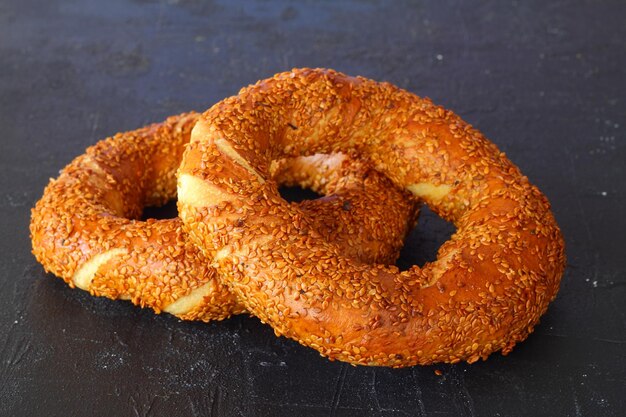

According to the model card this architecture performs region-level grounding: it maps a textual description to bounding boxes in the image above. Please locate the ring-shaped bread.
[178,68,566,366]
[30,112,419,322]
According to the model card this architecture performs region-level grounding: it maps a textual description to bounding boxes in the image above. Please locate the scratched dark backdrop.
[1,0,625,416]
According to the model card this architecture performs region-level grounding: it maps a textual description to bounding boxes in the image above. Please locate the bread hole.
[278,185,322,203]
[141,199,178,220]
[396,204,456,270]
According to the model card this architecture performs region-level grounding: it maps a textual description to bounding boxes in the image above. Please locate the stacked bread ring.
[30,113,419,322]
[31,68,565,367]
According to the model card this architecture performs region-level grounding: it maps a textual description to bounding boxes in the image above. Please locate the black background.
[1,1,625,416]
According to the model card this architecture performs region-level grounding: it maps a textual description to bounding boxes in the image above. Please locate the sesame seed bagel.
[178,68,566,366]
[30,112,419,322]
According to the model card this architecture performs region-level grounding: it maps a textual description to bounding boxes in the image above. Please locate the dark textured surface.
[1,0,625,416]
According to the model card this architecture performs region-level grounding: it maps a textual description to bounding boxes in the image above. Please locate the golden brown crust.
[178,68,566,366]
[30,112,419,322]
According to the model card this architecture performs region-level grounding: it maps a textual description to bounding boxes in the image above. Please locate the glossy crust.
[30,113,419,322]
[178,68,566,366]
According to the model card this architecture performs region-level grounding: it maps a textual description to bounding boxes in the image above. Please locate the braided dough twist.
[178,68,566,366]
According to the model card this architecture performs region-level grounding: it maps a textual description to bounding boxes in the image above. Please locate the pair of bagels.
[31,68,565,367]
